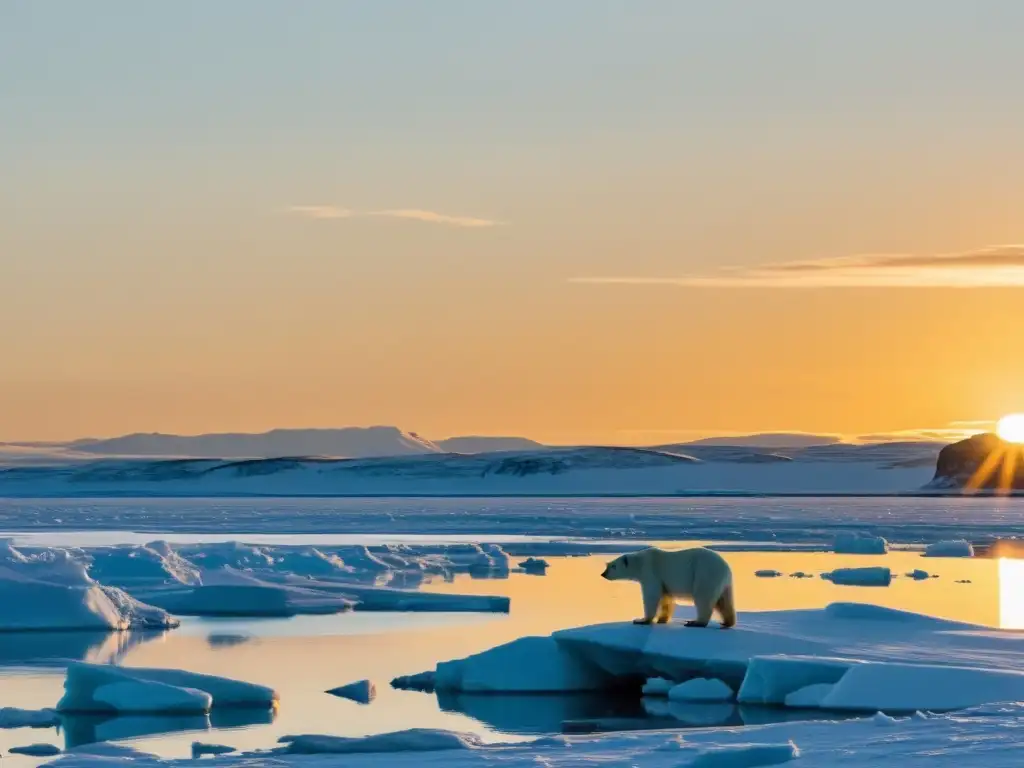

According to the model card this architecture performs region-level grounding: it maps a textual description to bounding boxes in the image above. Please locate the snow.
[821,567,891,586]
[326,679,376,704]
[8,743,62,757]
[433,636,613,693]
[56,662,277,713]
[833,533,888,554]
[667,678,734,702]
[924,540,975,558]
[0,707,60,729]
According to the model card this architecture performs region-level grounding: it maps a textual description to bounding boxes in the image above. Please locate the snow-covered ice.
[277,729,484,754]
[821,567,891,587]
[56,662,277,713]
[667,678,734,702]
[326,679,376,704]
[833,533,888,554]
[924,540,975,558]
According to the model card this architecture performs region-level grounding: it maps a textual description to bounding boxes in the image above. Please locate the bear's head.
[601,553,639,580]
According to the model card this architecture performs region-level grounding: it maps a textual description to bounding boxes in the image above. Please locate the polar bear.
[601,547,735,628]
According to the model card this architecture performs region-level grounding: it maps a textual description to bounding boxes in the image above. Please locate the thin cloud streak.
[288,205,502,228]
[572,245,1024,288]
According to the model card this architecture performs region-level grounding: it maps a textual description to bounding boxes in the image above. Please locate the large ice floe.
[0,540,177,631]
[56,662,278,714]
[400,602,1024,715]
[1,539,520,628]
[32,703,1024,768]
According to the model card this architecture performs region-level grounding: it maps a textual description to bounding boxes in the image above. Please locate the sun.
[997,414,1024,444]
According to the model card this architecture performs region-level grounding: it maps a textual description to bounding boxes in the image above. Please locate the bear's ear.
[622,555,629,567]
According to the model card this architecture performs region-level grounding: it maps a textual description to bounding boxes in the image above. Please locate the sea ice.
[667,677,734,702]
[191,742,236,757]
[738,656,859,706]
[277,729,484,754]
[783,682,836,708]
[517,557,549,574]
[923,540,974,558]
[433,636,613,693]
[821,567,892,587]
[7,743,62,757]
[833,533,889,554]
[326,679,376,704]
[689,741,800,768]
[641,677,675,696]
[56,662,277,713]
[0,707,60,729]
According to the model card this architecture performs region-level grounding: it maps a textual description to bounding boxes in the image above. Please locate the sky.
[3,1,1024,445]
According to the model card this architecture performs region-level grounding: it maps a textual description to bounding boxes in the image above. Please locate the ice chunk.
[668,677,734,702]
[0,707,60,729]
[821,566,891,587]
[57,662,277,713]
[738,656,859,705]
[821,662,1024,712]
[92,681,213,714]
[755,570,783,578]
[689,741,800,768]
[789,572,814,579]
[390,671,436,692]
[191,742,236,757]
[326,679,376,704]
[277,728,484,754]
[924,540,974,558]
[905,570,932,581]
[518,557,549,574]
[784,682,836,708]
[8,743,62,757]
[641,677,675,696]
[433,636,613,692]
[834,534,888,554]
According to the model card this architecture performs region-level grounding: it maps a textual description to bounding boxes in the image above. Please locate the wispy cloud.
[288,205,502,229]
[572,245,1024,288]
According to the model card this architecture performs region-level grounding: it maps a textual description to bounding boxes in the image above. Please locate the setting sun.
[997,414,1024,444]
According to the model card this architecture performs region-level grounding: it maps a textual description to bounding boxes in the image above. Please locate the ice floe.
[821,567,891,587]
[924,540,975,558]
[326,679,376,704]
[0,707,60,729]
[56,662,277,714]
[833,533,889,554]
[8,743,62,756]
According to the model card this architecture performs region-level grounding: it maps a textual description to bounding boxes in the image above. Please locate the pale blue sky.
[3,2,1024,442]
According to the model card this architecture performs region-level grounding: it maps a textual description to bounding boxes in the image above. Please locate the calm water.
[1,540,1019,764]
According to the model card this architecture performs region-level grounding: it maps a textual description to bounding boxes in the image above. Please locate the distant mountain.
[681,433,841,449]
[436,436,546,454]
[929,433,1024,490]
[68,427,441,459]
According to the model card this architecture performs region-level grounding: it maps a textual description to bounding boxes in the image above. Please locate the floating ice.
[905,570,932,581]
[784,683,836,708]
[326,679,376,704]
[191,742,236,757]
[56,662,277,713]
[641,677,675,696]
[833,533,888,555]
[755,570,783,578]
[924,540,974,558]
[0,707,60,729]
[821,567,891,587]
[277,729,484,754]
[667,677,734,702]
[8,743,62,757]
[518,557,549,574]
[689,741,800,768]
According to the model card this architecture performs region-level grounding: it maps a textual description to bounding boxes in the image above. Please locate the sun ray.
[964,444,1006,494]
[997,445,1019,495]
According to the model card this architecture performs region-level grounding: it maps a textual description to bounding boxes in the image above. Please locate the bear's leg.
[655,595,674,624]
[634,578,662,625]
[716,584,737,628]
[684,572,716,628]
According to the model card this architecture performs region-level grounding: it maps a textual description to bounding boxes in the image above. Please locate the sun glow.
[997,414,1024,444]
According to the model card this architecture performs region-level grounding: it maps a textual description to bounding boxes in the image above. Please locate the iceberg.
[924,540,974,558]
[326,679,376,704]
[833,533,889,554]
[821,567,892,587]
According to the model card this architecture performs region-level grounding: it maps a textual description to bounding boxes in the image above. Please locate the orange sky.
[3,4,1023,443]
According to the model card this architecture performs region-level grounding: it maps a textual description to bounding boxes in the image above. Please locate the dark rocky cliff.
[931,433,1024,490]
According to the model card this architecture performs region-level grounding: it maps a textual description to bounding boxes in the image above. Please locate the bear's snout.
[600,566,610,579]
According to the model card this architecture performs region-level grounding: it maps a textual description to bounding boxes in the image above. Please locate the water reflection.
[60,709,276,749]
[0,630,168,668]
[436,691,646,734]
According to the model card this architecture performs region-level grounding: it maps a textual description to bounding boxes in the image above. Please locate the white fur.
[602,547,736,628]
